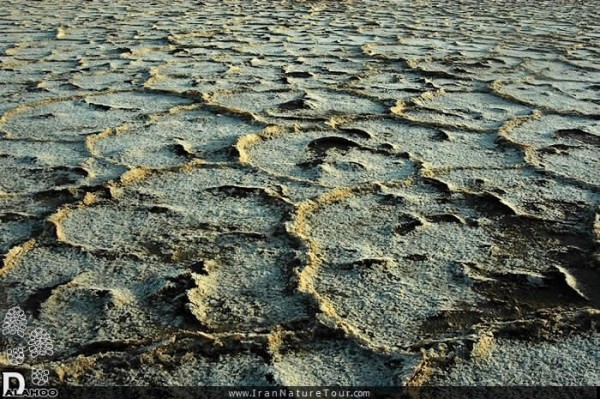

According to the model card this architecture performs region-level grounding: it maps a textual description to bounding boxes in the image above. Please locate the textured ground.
[0,0,599,387]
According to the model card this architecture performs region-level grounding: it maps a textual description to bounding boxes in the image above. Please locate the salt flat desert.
[0,0,599,388]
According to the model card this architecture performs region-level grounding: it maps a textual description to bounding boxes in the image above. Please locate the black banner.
[6,385,594,399]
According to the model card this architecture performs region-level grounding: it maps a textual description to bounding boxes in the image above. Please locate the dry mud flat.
[0,0,599,388]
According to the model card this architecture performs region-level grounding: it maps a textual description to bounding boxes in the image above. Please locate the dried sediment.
[0,0,598,387]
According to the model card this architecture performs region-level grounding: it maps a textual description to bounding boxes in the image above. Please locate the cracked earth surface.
[0,0,599,386]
